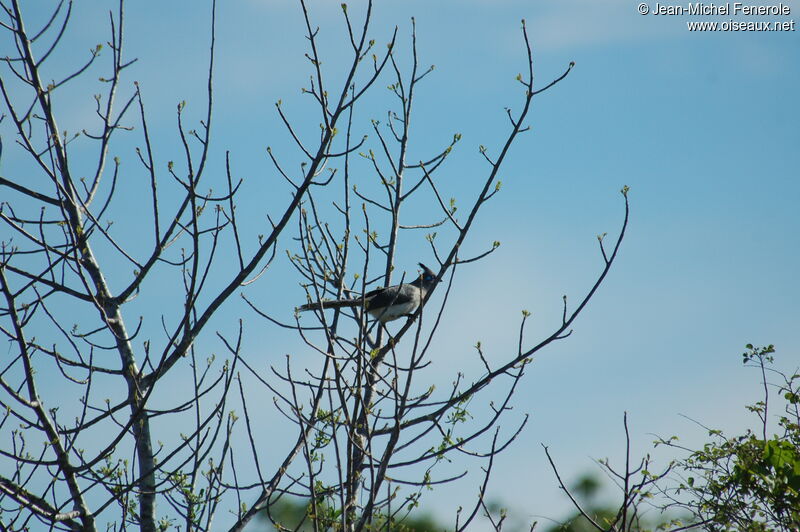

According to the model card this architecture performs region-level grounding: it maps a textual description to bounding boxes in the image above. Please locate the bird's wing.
[364,284,416,310]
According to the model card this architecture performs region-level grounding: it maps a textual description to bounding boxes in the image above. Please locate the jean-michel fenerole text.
[651,2,791,15]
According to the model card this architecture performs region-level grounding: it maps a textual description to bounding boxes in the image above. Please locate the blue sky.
[2,0,799,529]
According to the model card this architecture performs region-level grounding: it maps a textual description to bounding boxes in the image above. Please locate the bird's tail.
[298,298,363,312]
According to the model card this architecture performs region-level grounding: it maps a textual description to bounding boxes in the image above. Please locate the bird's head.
[418,263,438,286]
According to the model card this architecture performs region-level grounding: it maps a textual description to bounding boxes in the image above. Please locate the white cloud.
[524,0,677,51]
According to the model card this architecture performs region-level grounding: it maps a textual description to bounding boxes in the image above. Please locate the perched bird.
[298,263,438,323]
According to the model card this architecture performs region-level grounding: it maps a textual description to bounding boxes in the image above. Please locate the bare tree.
[543,414,674,532]
[0,1,627,531]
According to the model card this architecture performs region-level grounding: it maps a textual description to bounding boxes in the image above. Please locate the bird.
[298,263,438,323]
